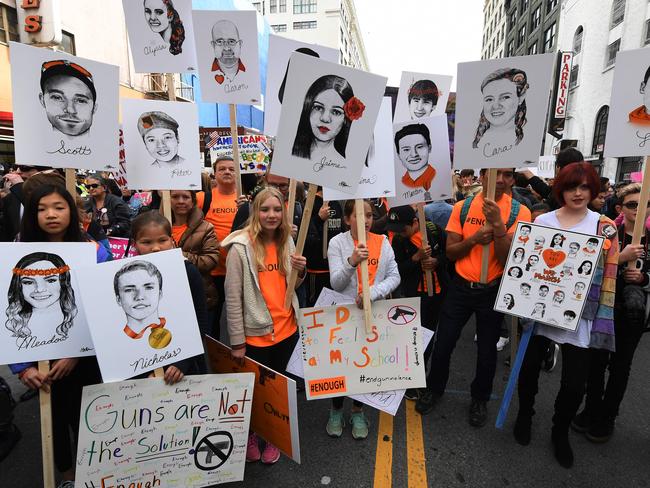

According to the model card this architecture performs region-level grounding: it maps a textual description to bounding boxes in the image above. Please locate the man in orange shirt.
[196,156,247,338]
[416,168,531,428]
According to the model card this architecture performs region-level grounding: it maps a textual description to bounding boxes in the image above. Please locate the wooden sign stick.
[229,104,243,197]
[286,179,297,224]
[355,199,373,335]
[480,169,497,284]
[417,203,434,297]
[284,184,318,309]
[38,360,55,488]
[629,156,650,260]
[322,200,329,260]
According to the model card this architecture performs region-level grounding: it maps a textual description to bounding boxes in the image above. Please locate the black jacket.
[86,193,131,237]
[0,184,22,242]
[305,196,344,272]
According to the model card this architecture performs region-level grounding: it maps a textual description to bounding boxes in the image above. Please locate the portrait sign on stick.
[122,99,201,190]
[393,70,452,124]
[75,373,254,487]
[297,298,426,400]
[10,42,119,171]
[122,0,198,73]
[272,53,387,193]
[264,34,339,137]
[0,243,96,365]
[76,249,204,382]
[453,53,555,169]
[494,222,604,331]
[323,97,396,200]
[192,9,261,105]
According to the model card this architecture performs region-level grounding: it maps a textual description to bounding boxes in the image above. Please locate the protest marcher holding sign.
[8,184,110,487]
[83,173,131,238]
[325,199,400,439]
[572,185,650,443]
[514,163,619,469]
[416,169,530,427]
[221,187,306,465]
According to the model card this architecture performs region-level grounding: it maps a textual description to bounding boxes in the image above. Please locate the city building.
[504,0,561,57]
[553,0,650,181]
[256,0,369,70]
[482,0,507,59]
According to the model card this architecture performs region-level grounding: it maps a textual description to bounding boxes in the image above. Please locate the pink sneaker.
[246,433,260,462]
[261,442,281,464]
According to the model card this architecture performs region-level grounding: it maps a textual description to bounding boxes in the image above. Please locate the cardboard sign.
[107,237,139,260]
[76,249,204,382]
[454,53,555,169]
[205,338,300,463]
[10,42,120,171]
[210,133,271,174]
[75,373,254,487]
[0,243,96,365]
[297,298,426,400]
[393,71,452,124]
[494,222,604,331]
[537,155,555,178]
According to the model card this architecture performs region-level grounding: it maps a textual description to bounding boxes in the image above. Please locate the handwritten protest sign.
[494,222,604,330]
[205,338,300,463]
[75,373,254,487]
[210,133,271,174]
[297,298,426,400]
[107,237,138,260]
[537,155,555,178]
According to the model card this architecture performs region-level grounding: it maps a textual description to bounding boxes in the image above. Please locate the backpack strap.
[459,196,474,229]
[202,189,212,215]
[506,199,521,229]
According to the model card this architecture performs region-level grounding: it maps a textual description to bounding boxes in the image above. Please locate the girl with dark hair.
[143,0,185,55]
[292,75,362,160]
[10,184,110,488]
[577,260,593,276]
[551,233,566,248]
[472,68,529,149]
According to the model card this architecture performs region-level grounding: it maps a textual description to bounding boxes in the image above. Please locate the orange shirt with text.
[197,188,238,276]
[172,224,188,245]
[354,232,383,294]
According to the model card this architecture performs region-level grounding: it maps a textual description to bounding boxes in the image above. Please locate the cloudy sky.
[354,0,484,89]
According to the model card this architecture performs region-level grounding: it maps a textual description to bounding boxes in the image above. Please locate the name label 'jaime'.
[313,156,347,173]
[47,140,92,156]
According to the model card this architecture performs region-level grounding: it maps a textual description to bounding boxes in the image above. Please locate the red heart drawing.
[542,249,566,268]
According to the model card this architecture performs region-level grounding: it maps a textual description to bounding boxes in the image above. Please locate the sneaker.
[404,388,419,401]
[468,399,488,427]
[350,411,369,440]
[326,409,345,438]
[57,481,75,488]
[415,390,440,416]
[496,336,510,351]
[513,413,532,446]
[246,432,261,462]
[0,424,21,462]
[542,343,560,372]
[586,419,615,443]
[261,442,281,464]
[570,410,592,434]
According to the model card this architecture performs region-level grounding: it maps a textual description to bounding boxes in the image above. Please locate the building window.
[252,2,262,13]
[518,24,526,46]
[59,31,76,55]
[520,0,528,11]
[605,39,621,68]
[279,0,286,12]
[644,19,650,45]
[0,6,19,44]
[592,106,609,155]
[293,0,316,14]
[293,20,317,29]
[507,39,515,56]
[569,64,579,88]
[610,0,625,29]
[547,0,558,13]
[530,5,540,30]
[269,0,277,13]
[573,26,583,53]
[527,42,538,55]
[543,23,556,52]
[271,24,287,32]
[509,9,517,28]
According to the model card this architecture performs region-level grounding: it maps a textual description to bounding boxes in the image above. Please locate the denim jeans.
[427,278,503,402]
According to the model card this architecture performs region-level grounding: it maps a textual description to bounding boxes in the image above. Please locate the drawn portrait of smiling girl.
[143,0,185,55]
[5,252,77,341]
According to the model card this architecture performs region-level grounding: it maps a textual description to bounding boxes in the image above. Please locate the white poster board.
[122,0,198,73]
[192,9,261,104]
[264,34,338,137]
[75,373,254,487]
[388,114,453,207]
[538,155,555,178]
[494,222,604,331]
[0,243,96,365]
[272,53,387,193]
[76,249,204,382]
[10,41,119,171]
[454,53,555,169]
[605,47,650,157]
[122,99,201,190]
[297,298,426,400]
[323,97,395,200]
[394,71,452,123]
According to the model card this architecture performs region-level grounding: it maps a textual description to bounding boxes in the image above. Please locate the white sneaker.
[496,336,510,351]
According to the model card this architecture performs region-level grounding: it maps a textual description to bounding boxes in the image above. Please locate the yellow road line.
[406,400,428,488]
[373,411,393,488]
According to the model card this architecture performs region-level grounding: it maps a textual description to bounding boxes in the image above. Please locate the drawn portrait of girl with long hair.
[143,0,185,55]
[5,252,77,341]
[472,68,529,150]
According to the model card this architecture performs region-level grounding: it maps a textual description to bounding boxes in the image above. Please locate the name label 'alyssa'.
[144,44,167,56]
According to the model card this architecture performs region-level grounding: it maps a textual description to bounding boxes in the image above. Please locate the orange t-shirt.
[410,232,441,294]
[446,192,531,283]
[247,242,297,347]
[197,188,238,276]
[354,232,383,294]
[172,224,188,245]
